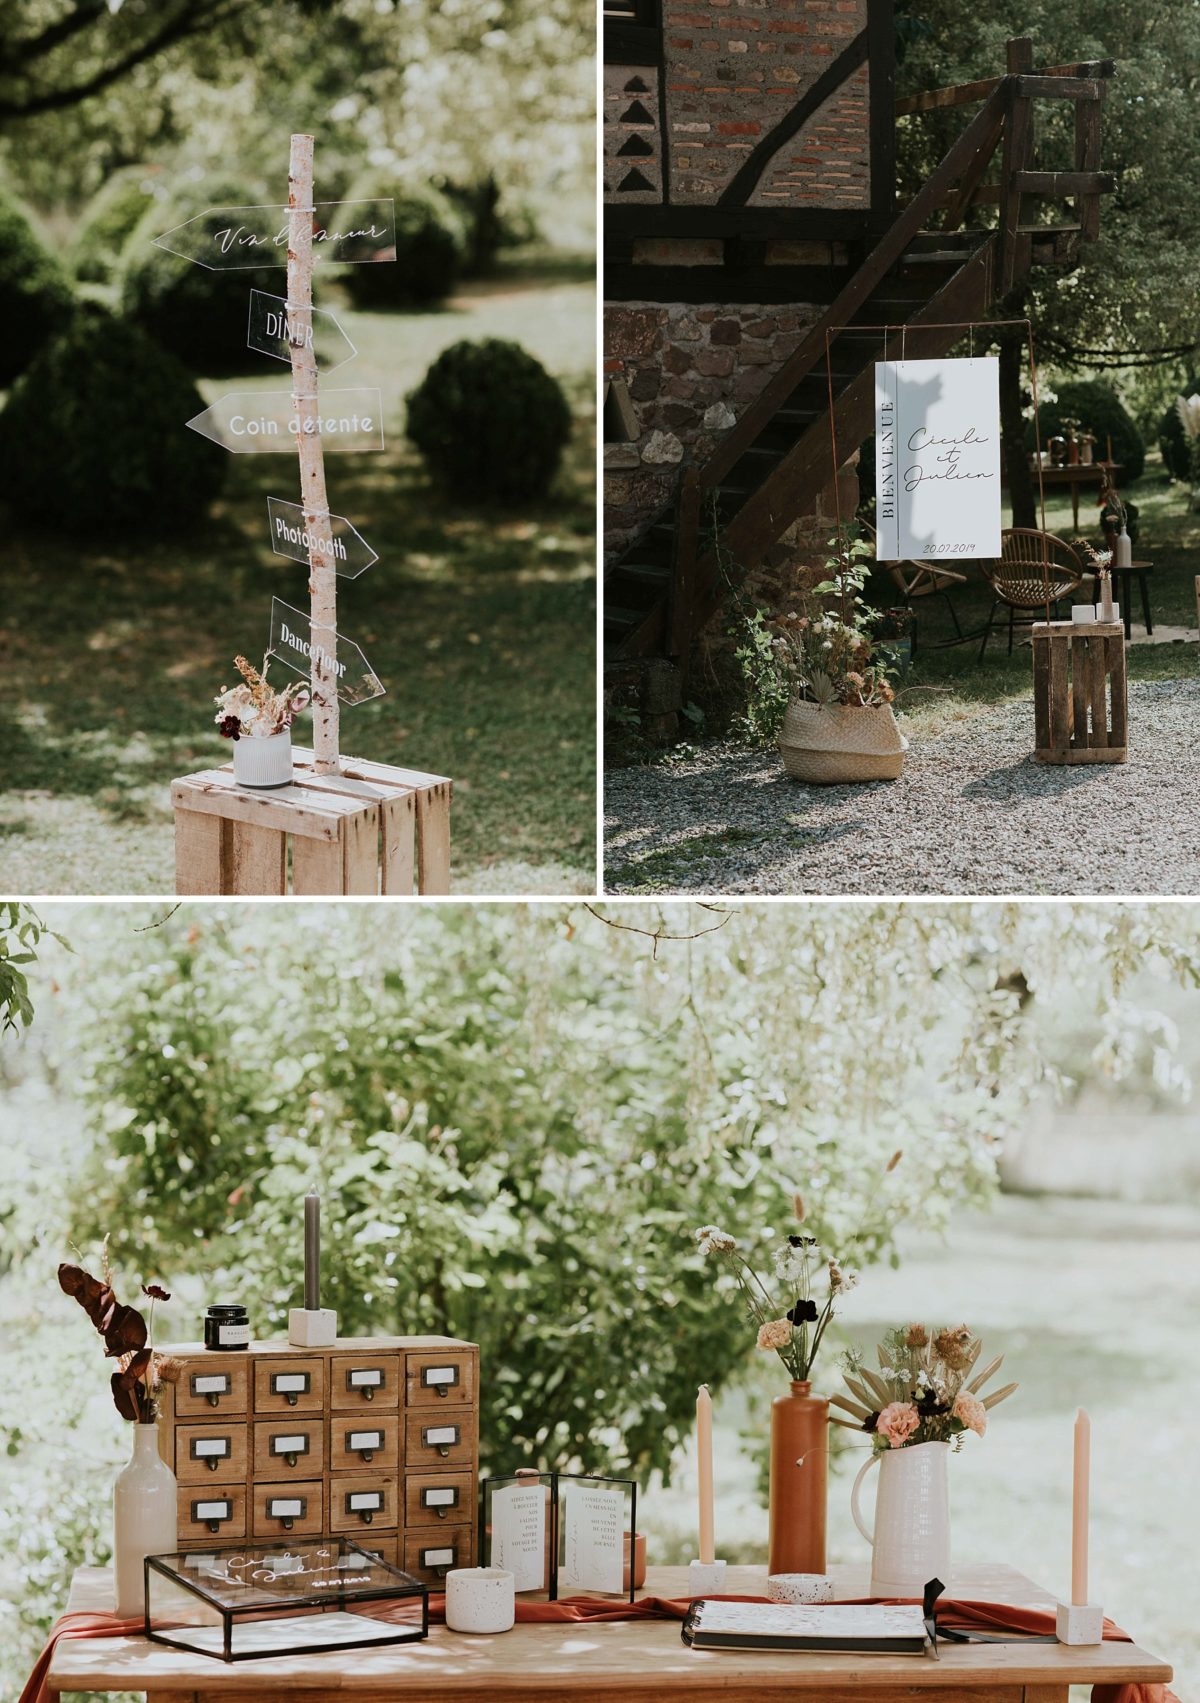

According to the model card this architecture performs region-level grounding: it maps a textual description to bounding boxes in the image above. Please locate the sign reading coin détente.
[185,389,385,453]
[267,498,378,580]
[873,357,1002,561]
[152,198,396,269]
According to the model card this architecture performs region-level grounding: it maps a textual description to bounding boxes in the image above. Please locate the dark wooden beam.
[868,0,897,225]
[604,263,855,305]
[896,59,1115,117]
[604,205,871,241]
[716,28,869,207]
[1016,75,1104,99]
[1013,169,1115,195]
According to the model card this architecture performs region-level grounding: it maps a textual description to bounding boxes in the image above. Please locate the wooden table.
[47,1561,1172,1702]
[1003,461,1123,531]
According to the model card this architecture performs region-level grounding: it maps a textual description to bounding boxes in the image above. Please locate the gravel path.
[604,678,1200,895]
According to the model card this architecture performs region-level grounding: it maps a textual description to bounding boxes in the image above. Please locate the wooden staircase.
[605,42,1115,669]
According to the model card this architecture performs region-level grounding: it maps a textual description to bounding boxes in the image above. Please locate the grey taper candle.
[304,1190,320,1310]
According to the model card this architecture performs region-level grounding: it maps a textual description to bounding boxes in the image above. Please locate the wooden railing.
[664,38,1115,660]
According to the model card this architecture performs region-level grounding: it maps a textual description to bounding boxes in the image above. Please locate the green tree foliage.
[895,0,1200,516]
[339,183,466,310]
[1159,375,1200,483]
[0,301,226,532]
[406,338,572,502]
[16,901,1199,1487]
[0,185,74,385]
[0,903,68,1034]
[70,163,161,283]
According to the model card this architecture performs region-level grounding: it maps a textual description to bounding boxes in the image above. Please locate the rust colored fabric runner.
[20,1596,1179,1703]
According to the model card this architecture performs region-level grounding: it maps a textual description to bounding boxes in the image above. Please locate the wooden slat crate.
[1032,620,1127,764]
[156,1335,479,1588]
[172,748,451,895]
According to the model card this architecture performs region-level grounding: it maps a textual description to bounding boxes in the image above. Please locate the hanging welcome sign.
[874,357,1001,561]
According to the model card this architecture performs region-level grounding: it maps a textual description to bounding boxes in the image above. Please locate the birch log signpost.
[167,133,453,895]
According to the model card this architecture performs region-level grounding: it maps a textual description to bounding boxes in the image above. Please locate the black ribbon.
[923,1578,1059,1648]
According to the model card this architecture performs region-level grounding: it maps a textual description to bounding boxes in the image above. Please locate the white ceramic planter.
[445,1567,516,1634]
[232,729,292,789]
[114,1424,178,1619]
[851,1440,950,1597]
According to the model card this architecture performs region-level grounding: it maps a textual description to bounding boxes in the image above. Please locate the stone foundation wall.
[604,295,831,562]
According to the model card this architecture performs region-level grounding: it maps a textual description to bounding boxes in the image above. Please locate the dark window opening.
[604,0,661,64]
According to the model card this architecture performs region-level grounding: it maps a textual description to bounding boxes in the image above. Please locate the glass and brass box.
[145,1538,427,1662]
[156,1336,479,1587]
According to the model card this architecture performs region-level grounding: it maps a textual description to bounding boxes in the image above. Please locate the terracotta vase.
[767,1381,828,1576]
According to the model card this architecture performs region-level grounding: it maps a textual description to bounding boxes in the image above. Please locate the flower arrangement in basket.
[773,533,907,784]
[833,1323,1018,1451]
[214,654,309,788]
[58,1246,179,1422]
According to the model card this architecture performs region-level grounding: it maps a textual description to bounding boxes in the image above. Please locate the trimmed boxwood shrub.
[339,183,465,310]
[1159,377,1200,483]
[0,302,226,533]
[72,167,161,285]
[1025,378,1145,483]
[405,337,571,503]
[0,186,76,387]
[120,181,272,373]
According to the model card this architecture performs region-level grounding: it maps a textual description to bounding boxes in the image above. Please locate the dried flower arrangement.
[694,1152,901,1384]
[770,536,898,709]
[58,1244,180,1423]
[215,654,310,742]
[833,1324,1017,1451]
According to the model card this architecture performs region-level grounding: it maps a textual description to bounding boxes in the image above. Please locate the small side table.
[1092,561,1153,639]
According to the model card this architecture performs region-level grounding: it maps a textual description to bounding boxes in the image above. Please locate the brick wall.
[605,0,871,209]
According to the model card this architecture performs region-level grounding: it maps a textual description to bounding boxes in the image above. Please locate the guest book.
[480,1472,637,1604]
[682,1601,936,1656]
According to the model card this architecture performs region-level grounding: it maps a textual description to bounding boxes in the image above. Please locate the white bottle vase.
[113,1424,178,1620]
[851,1440,950,1597]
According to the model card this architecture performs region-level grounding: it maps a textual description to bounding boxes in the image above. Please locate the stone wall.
[604,292,829,564]
[604,0,871,210]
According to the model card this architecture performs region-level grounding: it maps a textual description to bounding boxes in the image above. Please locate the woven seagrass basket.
[779,699,908,784]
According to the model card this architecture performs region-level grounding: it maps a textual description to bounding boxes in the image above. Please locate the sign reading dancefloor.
[874,356,1001,561]
[267,597,385,706]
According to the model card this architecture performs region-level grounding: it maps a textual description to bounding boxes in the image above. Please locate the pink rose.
[953,1392,987,1437]
[876,1401,920,1448]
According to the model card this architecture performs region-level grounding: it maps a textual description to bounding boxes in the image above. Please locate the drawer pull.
[348,1368,383,1400]
[191,1438,230,1472]
[422,1546,456,1575]
[268,1496,305,1531]
[271,1433,309,1469]
[191,1498,231,1531]
[347,1491,383,1524]
[190,1373,230,1408]
[421,1365,459,1396]
[270,1372,311,1406]
[423,1486,459,1519]
[348,1429,383,1462]
[423,1425,459,1457]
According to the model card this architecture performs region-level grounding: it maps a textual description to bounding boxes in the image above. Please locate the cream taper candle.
[1071,1408,1090,1606]
[697,1384,715,1566]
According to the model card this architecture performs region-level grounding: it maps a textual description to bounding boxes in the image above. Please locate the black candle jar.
[204,1304,251,1351]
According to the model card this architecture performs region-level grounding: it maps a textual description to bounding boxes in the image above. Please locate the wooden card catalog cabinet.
[157,1335,479,1584]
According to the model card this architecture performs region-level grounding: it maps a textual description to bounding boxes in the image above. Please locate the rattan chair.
[978,528,1085,658]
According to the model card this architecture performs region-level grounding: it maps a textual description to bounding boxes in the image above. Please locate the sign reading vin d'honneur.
[152,198,396,270]
[874,357,1001,561]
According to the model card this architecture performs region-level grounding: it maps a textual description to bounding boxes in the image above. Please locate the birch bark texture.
[286,132,340,773]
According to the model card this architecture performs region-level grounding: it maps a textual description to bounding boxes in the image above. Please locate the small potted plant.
[214,654,310,789]
[772,533,907,784]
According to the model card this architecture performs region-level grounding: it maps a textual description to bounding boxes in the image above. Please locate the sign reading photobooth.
[874,357,1001,561]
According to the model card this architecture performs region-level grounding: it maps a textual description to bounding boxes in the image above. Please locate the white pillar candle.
[445,1567,515,1634]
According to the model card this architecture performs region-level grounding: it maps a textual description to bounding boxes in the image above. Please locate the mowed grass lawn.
[0,264,596,895]
[869,459,1200,741]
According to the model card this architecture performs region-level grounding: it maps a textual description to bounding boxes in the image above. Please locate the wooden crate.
[156,1334,479,1588]
[172,748,451,895]
[1032,620,1127,765]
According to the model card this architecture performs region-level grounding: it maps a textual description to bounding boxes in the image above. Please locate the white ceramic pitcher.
[851,1440,950,1597]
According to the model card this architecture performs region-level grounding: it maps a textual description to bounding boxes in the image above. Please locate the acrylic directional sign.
[152,198,396,270]
[267,598,385,706]
[267,498,378,580]
[186,389,385,453]
[248,291,357,375]
[874,357,1002,561]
